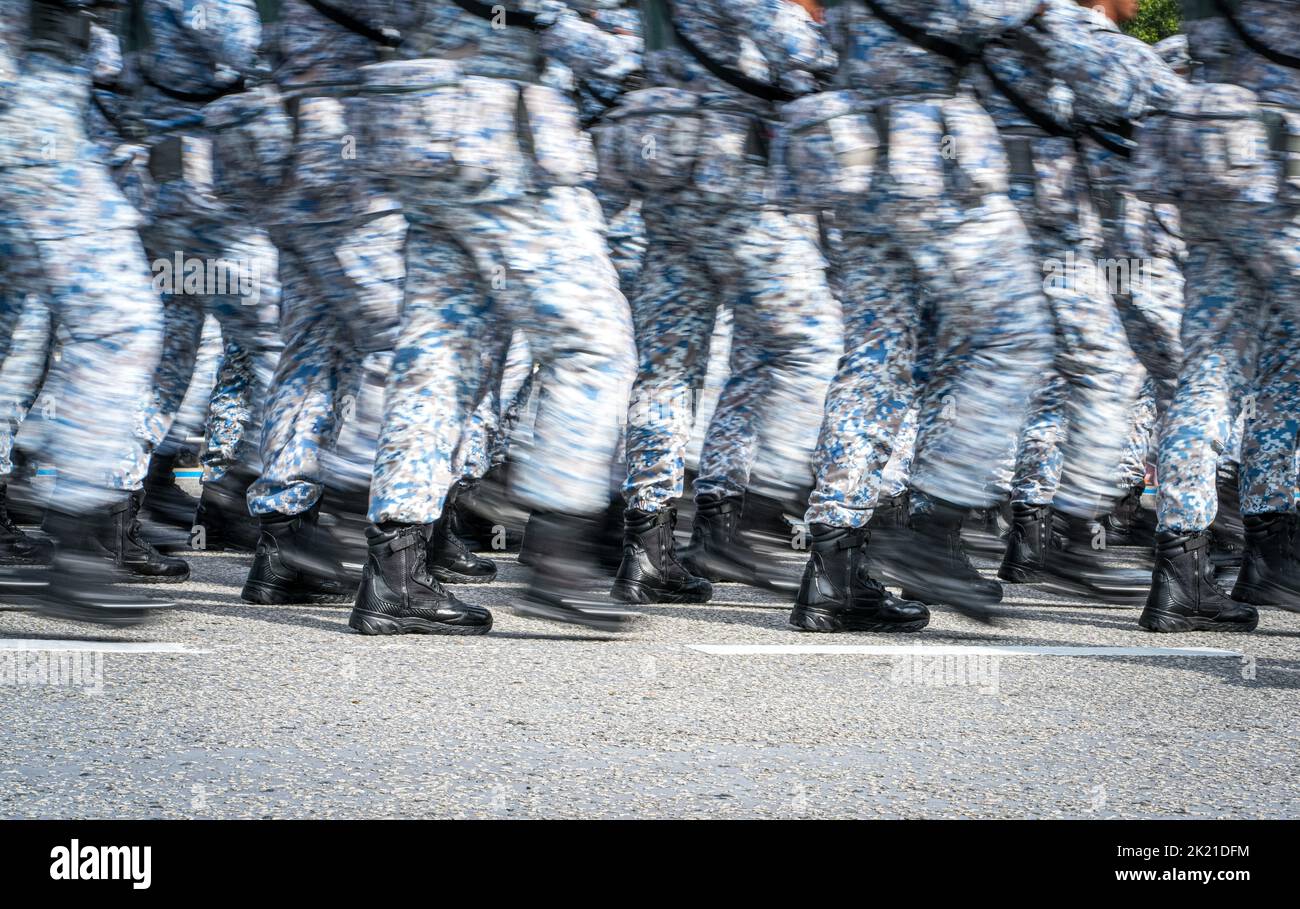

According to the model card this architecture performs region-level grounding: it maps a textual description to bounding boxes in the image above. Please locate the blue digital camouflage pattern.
[972,12,1143,516]
[620,0,841,513]
[362,1,640,523]
[805,0,1052,528]
[1146,0,1300,530]
[0,3,165,512]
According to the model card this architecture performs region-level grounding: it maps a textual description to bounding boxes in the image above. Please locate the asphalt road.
[2,532,1298,819]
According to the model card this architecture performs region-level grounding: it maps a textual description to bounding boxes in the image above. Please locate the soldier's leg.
[1140,238,1263,633]
[0,292,52,480]
[199,228,282,484]
[804,233,920,530]
[622,201,719,514]
[720,209,841,508]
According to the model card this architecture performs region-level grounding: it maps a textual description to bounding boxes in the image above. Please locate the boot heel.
[1229,581,1276,606]
[789,604,841,632]
[1138,607,1192,633]
[610,579,654,604]
[348,608,402,635]
[997,564,1032,584]
[241,579,293,605]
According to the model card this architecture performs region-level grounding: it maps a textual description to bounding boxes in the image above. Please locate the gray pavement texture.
[2,534,1298,819]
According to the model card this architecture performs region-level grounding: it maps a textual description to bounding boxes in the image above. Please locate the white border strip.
[688,644,1240,657]
[0,639,211,654]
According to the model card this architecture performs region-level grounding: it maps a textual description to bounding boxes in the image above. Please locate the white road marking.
[0,639,211,654]
[688,644,1240,658]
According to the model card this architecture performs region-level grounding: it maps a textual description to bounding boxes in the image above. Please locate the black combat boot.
[611,507,712,604]
[430,503,497,584]
[999,505,1148,603]
[679,491,795,592]
[963,500,1011,559]
[349,523,492,635]
[35,508,171,625]
[886,498,1002,622]
[444,476,524,554]
[141,452,199,530]
[516,511,643,632]
[862,491,909,576]
[240,506,359,605]
[998,502,1052,583]
[91,491,190,582]
[3,448,47,526]
[1140,530,1258,633]
[0,482,51,564]
[1098,483,1145,547]
[1230,513,1300,610]
[790,524,929,633]
[192,467,260,553]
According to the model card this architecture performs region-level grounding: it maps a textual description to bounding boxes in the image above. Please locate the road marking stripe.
[0,639,211,654]
[688,644,1240,657]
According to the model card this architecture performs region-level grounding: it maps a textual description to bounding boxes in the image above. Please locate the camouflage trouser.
[369,185,636,524]
[1004,177,1144,514]
[248,210,405,517]
[156,315,221,461]
[118,217,282,489]
[0,291,53,478]
[1158,203,1300,531]
[624,198,840,512]
[806,179,1050,527]
[600,190,646,296]
[455,330,534,482]
[1117,377,1159,491]
[0,160,163,513]
[1114,253,1184,418]
[881,403,919,500]
[325,351,391,494]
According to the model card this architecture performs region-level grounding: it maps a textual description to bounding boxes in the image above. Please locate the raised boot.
[192,467,261,553]
[999,506,1149,603]
[0,482,51,565]
[516,511,643,632]
[35,508,171,625]
[997,502,1052,584]
[349,523,492,635]
[429,504,497,584]
[887,498,1002,623]
[96,491,190,583]
[790,524,929,633]
[240,508,358,605]
[1231,513,1300,610]
[963,500,1011,559]
[141,452,199,530]
[1140,530,1258,633]
[679,491,795,592]
[611,507,712,605]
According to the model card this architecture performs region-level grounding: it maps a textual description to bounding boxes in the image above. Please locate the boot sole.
[432,567,499,585]
[998,563,1147,605]
[513,596,642,633]
[35,600,169,626]
[348,607,492,636]
[1231,581,1300,611]
[1138,607,1259,633]
[117,572,190,585]
[241,579,354,606]
[681,557,795,593]
[789,604,928,633]
[610,579,712,605]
